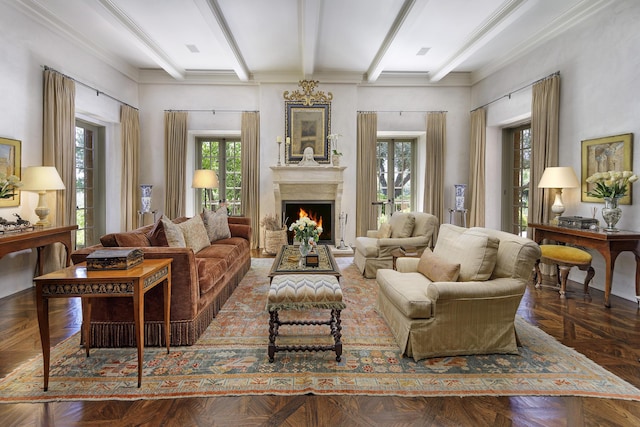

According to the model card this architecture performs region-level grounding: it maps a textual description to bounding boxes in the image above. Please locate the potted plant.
[332,149,343,166]
[260,213,287,254]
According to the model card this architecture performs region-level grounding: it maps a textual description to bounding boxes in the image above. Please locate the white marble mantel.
[270,165,346,240]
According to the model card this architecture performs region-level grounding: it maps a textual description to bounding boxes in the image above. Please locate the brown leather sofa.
[71,216,251,347]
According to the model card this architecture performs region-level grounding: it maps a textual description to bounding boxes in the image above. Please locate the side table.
[34,258,172,391]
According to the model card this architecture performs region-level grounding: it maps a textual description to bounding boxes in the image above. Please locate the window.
[75,123,95,248]
[503,125,531,236]
[376,138,415,221]
[196,137,242,215]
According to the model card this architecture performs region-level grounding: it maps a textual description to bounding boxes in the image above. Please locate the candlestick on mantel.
[276,136,282,166]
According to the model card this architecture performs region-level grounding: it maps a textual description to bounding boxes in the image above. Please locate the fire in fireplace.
[283,201,334,245]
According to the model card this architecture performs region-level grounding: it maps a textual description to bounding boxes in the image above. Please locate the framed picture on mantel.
[581,133,633,204]
[285,102,331,164]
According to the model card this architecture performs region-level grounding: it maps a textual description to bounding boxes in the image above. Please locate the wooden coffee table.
[34,258,172,390]
[268,244,341,281]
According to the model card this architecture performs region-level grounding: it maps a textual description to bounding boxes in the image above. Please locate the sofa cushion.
[417,249,460,282]
[161,216,186,247]
[147,218,170,246]
[434,226,499,281]
[376,269,433,319]
[203,206,232,242]
[177,215,211,253]
[195,256,227,296]
[412,213,434,237]
[390,212,416,238]
[100,232,150,247]
[377,222,392,239]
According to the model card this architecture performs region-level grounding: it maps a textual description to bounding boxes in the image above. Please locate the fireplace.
[283,201,334,245]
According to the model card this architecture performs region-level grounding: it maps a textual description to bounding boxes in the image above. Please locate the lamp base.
[34,192,51,227]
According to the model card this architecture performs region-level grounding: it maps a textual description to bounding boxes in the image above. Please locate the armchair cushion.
[417,249,460,282]
[377,222,392,239]
[434,226,499,281]
[390,212,415,238]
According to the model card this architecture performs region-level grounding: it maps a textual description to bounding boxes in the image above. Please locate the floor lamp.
[192,169,218,212]
[20,166,66,226]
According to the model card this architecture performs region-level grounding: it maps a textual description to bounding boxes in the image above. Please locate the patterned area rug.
[1,258,639,403]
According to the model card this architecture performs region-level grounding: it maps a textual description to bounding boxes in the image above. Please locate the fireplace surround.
[271,165,345,246]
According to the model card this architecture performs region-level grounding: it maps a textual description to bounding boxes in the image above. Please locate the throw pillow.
[203,206,232,242]
[417,249,461,282]
[389,212,416,238]
[177,215,211,253]
[377,222,392,239]
[160,216,186,247]
[147,217,169,246]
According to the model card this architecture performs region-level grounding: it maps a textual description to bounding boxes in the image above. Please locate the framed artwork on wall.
[581,133,633,204]
[285,101,331,164]
[0,137,21,208]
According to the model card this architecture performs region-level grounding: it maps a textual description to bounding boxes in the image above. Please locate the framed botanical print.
[285,101,331,164]
[581,133,633,204]
[0,137,21,207]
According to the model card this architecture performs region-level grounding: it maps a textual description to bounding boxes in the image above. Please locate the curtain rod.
[43,66,138,110]
[357,110,447,114]
[470,70,560,112]
[165,109,259,113]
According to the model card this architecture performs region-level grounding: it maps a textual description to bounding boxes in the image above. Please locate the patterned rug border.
[1,258,639,403]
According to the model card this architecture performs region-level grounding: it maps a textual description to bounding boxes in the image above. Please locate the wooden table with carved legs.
[34,258,172,391]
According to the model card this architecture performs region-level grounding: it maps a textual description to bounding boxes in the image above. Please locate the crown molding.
[9,0,139,82]
[470,0,613,84]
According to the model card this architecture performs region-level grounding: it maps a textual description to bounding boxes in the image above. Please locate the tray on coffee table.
[268,244,341,280]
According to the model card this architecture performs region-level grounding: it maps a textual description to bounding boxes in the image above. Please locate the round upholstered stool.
[534,245,595,298]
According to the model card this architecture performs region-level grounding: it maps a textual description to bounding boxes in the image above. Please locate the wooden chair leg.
[579,265,595,294]
[534,259,542,288]
[558,265,571,298]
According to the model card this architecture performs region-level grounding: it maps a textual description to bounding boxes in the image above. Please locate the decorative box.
[558,216,599,229]
[305,253,319,267]
[86,248,144,271]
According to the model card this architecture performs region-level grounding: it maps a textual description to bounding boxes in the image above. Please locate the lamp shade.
[537,167,579,189]
[191,169,218,189]
[20,166,66,191]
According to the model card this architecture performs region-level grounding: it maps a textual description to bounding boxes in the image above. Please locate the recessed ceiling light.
[186,44,200,53]
[416,47,430,56]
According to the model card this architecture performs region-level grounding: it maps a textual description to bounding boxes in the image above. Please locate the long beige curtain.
[468,108,486,227]
[42,69,76,273]
[424,112,447,224]
[356,112,378,237]
[121,105,140,231]
[241,111,260,249]
[529,74,560,237]
[164,111,188,218]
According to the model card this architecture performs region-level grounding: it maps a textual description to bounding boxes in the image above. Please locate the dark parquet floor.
[1,251,639,426]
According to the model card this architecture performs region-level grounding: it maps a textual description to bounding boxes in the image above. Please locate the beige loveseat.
[71,212,251,347]
[376,224,541,361]
[354,211,438,278]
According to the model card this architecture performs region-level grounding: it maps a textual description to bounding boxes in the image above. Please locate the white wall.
[0,3,137,299]
[471,0,640,302]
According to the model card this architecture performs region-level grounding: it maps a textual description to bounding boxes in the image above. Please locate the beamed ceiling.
[9,0,611,85]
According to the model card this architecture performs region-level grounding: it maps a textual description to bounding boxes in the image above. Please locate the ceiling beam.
[196,0,251,82]
[365,0,416,83]
[429,0,532,82]
[299,0,322,77]
[95,0,185,80]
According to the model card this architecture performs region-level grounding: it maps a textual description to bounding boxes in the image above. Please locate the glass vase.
[299,240,311,257]
[602,197,622,232]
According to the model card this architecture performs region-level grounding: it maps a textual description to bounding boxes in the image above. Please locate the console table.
[0,225,78,273]
[529,223,640,307]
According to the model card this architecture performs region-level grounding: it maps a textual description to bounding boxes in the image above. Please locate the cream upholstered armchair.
[375,224,541,361]
[354,211,438,278]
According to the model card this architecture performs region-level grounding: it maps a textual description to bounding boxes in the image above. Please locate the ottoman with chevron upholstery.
[266,274,346,362]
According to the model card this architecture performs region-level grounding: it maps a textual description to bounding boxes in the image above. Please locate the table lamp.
[192,169,218,212]
[20,166,66,226]
[537,166,579,223]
